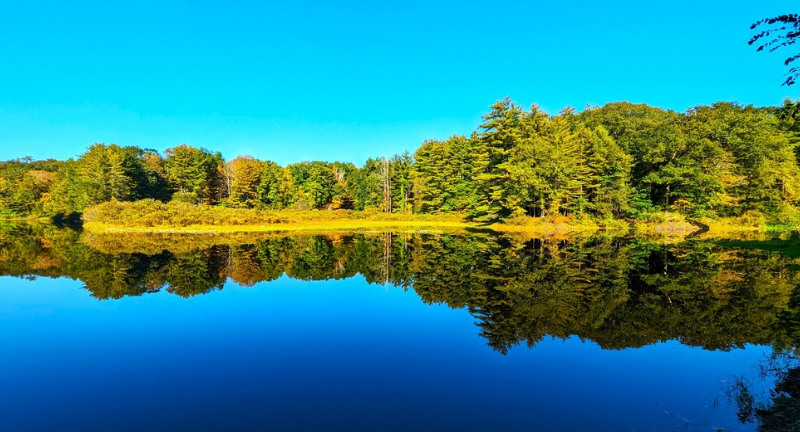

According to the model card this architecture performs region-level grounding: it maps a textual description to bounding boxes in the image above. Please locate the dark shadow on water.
[715,233,800,258]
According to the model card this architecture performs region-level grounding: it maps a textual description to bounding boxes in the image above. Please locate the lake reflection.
[1,226,798,431]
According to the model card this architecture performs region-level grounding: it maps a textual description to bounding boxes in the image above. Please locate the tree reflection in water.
[3,224,800,428]
[725,350,800,432]
[2,225,799,356]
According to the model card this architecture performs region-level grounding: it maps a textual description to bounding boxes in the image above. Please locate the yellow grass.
[84,211,612,240]
[84,219,476,234]
[81,202,793,240]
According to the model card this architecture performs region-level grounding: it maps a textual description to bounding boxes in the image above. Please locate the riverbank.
[86,219,476,234]
[79,201,614,237]
[72,200,800,239]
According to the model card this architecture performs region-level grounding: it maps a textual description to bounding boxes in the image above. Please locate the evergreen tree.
[582,127,633,217]
[163,144,220,204]
[62,144,145,211]
[257,161,289,209]
[412,136,475,213]
[471,97,524,221]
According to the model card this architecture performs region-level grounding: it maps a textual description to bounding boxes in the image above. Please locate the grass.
[80,201,799,240]
[83,201,478,234]
[0,214,51,222]
[89,219,476,234]
[81,201,629,239]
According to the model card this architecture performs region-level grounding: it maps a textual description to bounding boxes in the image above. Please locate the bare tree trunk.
[222,161,235,199]
[381,158,392,213]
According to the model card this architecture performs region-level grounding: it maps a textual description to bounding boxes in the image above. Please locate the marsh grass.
[82,200,787,240]
[83,201,618,238]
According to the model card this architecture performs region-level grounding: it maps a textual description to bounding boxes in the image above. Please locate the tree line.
[4,98,800,222]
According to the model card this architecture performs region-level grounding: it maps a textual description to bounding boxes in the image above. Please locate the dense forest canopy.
[4,99,800,223]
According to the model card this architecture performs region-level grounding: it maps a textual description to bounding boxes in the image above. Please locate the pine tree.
[163,144,219,203]
[256,161,288,209]
[71,144,142,209]
[471,97,524,221]
[582,126,632,217]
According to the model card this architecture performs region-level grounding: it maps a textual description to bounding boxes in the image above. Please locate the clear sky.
[0,0,798,165]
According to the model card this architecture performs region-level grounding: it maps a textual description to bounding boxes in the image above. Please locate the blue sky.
[0,0,798,165]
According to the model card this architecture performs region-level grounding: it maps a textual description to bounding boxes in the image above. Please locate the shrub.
[735,210,768,228]
[82,200,471,229]
[171,192,199,204]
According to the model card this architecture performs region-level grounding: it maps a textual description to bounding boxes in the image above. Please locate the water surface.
[1,227,797,431]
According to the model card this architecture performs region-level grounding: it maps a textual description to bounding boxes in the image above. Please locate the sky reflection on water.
[0,274,766,432]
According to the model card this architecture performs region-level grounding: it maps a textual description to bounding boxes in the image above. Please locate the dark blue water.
[0,274,766,432]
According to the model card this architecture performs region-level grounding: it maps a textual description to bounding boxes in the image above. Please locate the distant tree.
[136,149,172,202]
[256,161,289,209]
[750,14,800,86]
[163,144,220,204]
[412,136,475,213]
[349,158,384,211]
[577,102,688,212]
[390,152,413,213]
[64,144,145,211]
[330,162,357,210]
[0,158,63,216]
[223,155,264,208]
[286,161,335,209]
[580,126,633,218]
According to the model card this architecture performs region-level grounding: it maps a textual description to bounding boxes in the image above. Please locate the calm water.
[1,226,798,431]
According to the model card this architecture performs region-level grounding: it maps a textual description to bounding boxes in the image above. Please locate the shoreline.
[8,201,795,239]
[81,218,770,238]
[83,219,478,234]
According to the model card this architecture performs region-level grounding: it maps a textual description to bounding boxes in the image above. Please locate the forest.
[4,98,800,225]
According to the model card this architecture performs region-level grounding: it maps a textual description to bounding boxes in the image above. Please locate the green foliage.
[256,161,289,209]
[390,152,413,213]
[171,191,199,204]
[412,136,475,213]
[469,103,633,221]
[287,161,336,209]
[45,144,172,214]
[223,156,264,208]
[582,126,633,217]
[164,144,222,204]
[0,157,63,217]
[349,158,384,211]
[471,97,525,221]
[6,98,800,226]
